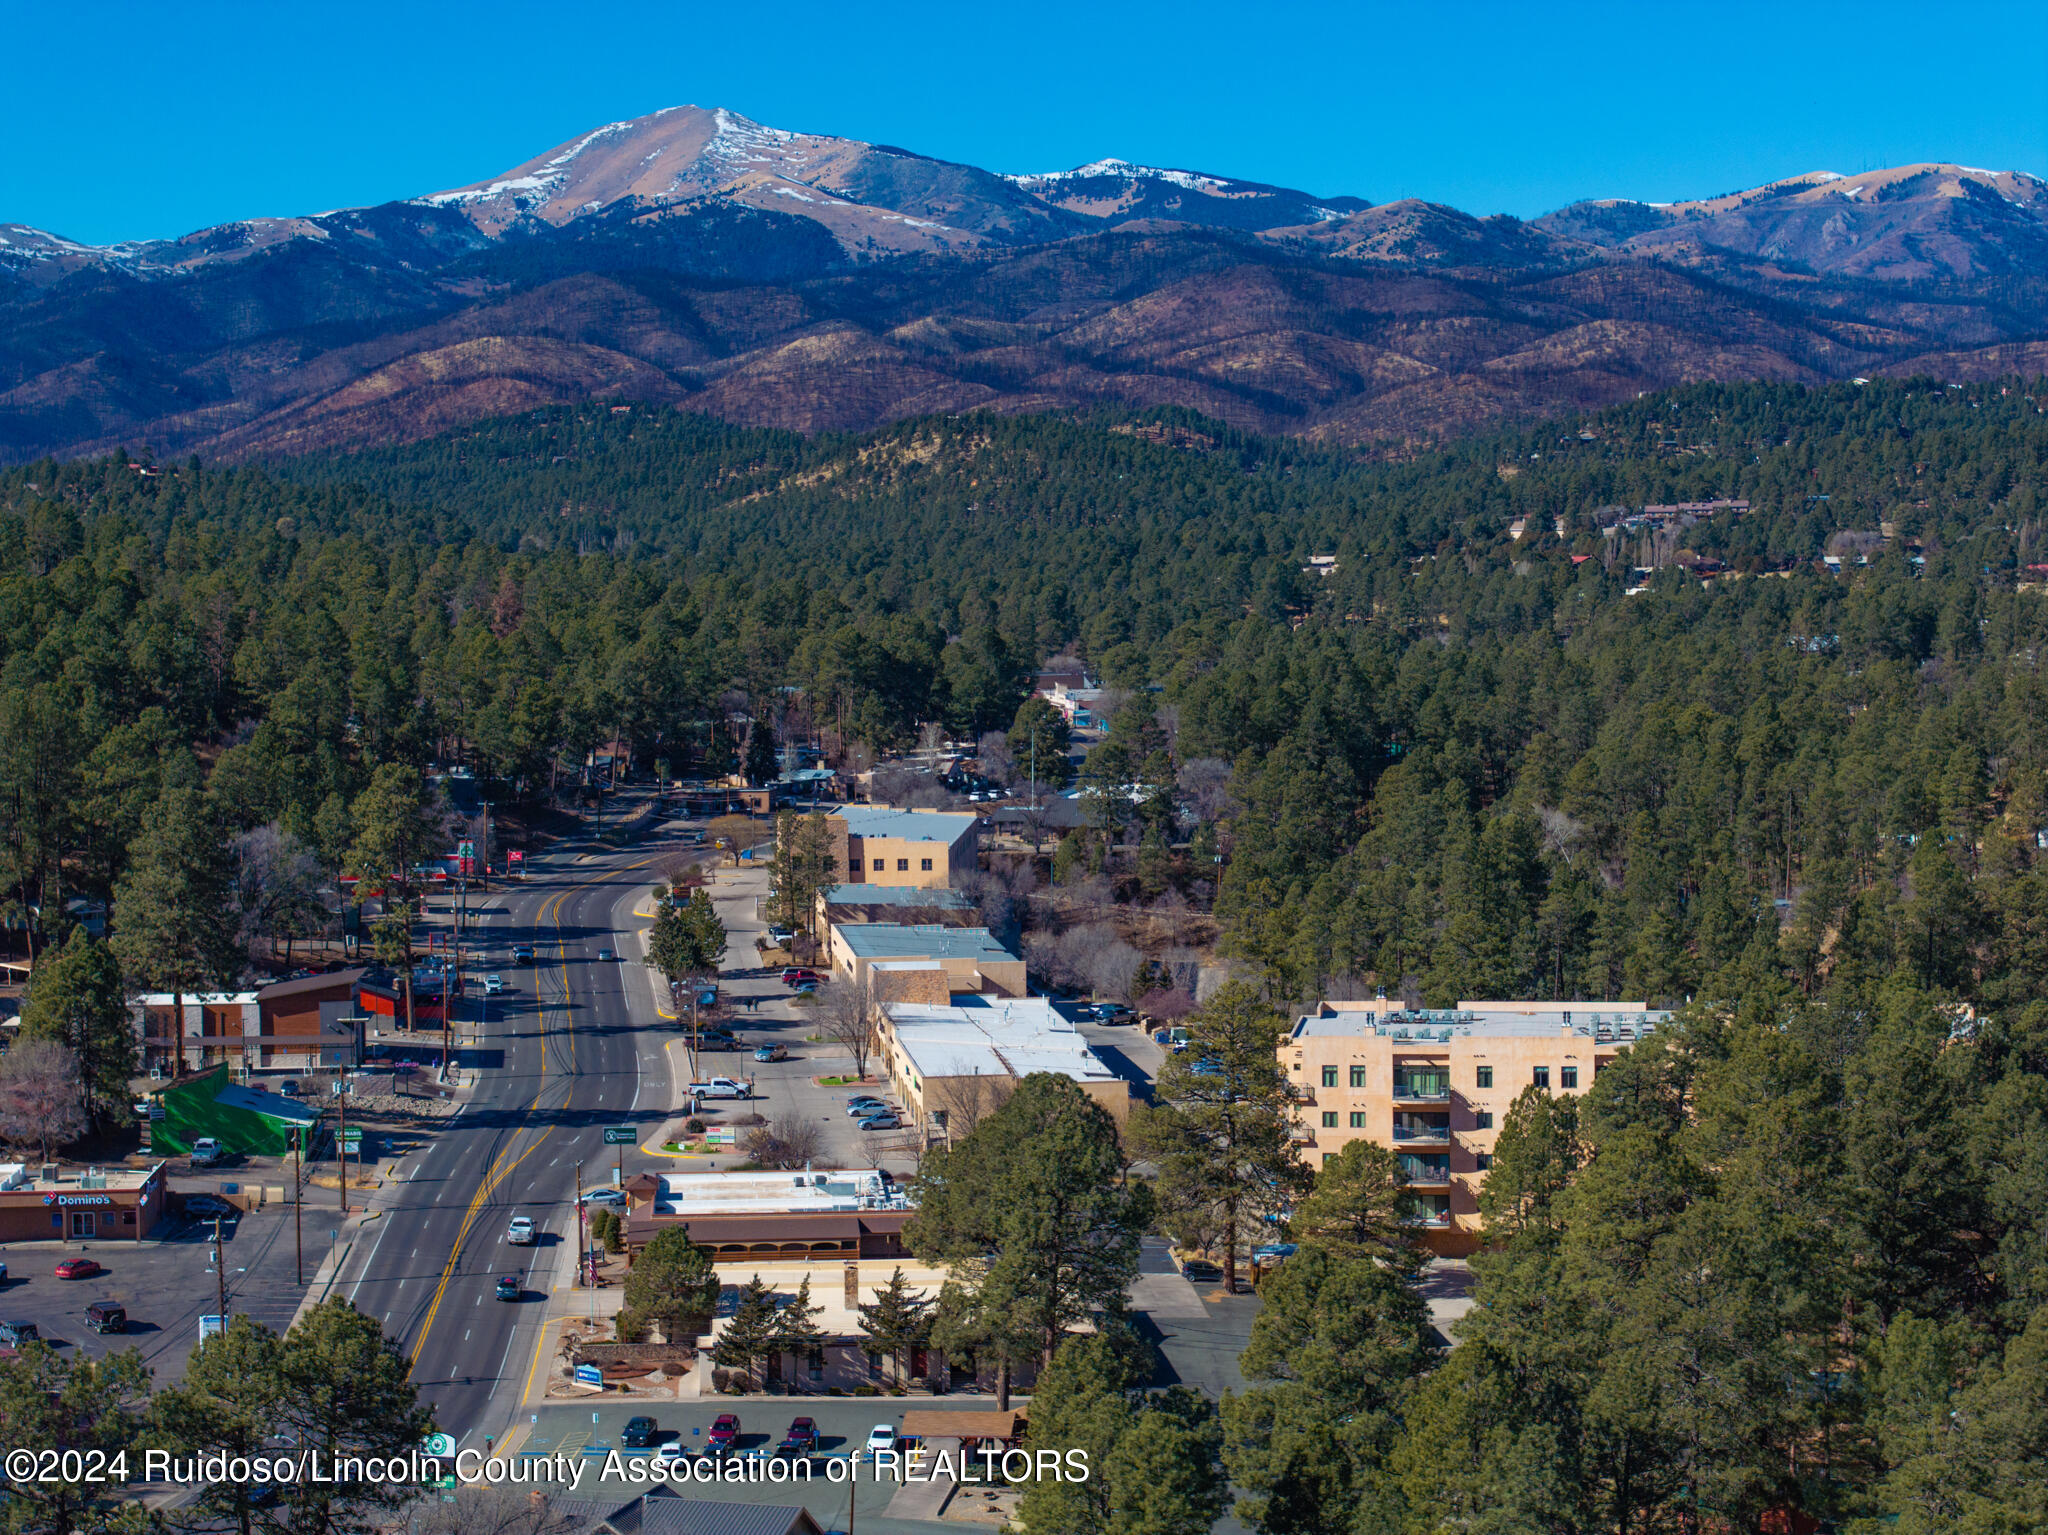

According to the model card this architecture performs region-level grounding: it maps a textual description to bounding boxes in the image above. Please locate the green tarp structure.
[147,1064,323,1156]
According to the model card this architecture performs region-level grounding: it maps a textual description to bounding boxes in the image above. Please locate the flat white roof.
[885,997,1121,1084]
[654,1169,898,1216]
[1296,999,1669,1041]
[832,806,978,844]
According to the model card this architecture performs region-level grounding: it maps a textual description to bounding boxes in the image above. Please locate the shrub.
[686,1117,706,1134]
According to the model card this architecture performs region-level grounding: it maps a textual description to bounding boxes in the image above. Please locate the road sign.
[574,1363,604,1387]
[199,1315,225,1341]
[509,849,524,864]
[423,1433,456,1458]
[342,1127,364,1144]
[602,1126,635,1146]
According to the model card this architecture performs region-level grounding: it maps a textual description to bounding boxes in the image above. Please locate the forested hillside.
[7,378,2048,1528]
[2,378,2047,1013]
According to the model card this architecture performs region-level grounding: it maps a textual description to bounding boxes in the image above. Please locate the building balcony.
[1398,1161,1452,1186]
[1391,1083,1451,1103]
[1400,1211,1454,1228]
[1391,1125,1450,1144]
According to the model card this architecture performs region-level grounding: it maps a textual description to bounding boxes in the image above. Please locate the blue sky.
[6,0,2045,245]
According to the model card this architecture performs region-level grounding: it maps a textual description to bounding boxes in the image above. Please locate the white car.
[654,1440,688,1466]
[865,1424,897,1458]
[483,975,506,995]
[581,1188,629,1208]
[507,1216,536,1245]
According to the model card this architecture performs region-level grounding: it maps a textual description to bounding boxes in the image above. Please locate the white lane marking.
[346,1204,399,1306]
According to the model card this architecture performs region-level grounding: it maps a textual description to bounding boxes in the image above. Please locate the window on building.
[1475,1111,1493,1130]
[897,858,909,872]
[1349,1065,1366,1087]
[1475,1065,1494,1089]
[1533,1066,1551,1089]
[1476,1153,1494,1171]
[1321,1065,1337,1087]
[1324,1152,1337,1164]
[1561,1066,1578,1089]
[1321,1111,1338,1128]
[872,858,884,872]
[1349,1112,1365,1128]
[921,858,932,871]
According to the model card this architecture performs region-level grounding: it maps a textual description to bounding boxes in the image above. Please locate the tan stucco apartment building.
[827,807,979,888]
[1282,999,1668,1255]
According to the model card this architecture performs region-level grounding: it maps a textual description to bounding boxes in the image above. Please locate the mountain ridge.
[4,105,2046,465]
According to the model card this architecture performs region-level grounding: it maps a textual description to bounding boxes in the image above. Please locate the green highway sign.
[602,1126,635,1146]
[341,1127,364,1143]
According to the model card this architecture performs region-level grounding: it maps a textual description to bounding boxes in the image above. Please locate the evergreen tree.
[111,785,240,1028]
[712,1276,779,1389]
[17,929,135,1132]
[1127,980,1305,1290]
[855,1266,932,1386]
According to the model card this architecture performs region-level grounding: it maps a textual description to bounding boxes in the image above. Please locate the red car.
[779,968,820,986]
[708,1413,741,1454]
[54,1258,103,1280]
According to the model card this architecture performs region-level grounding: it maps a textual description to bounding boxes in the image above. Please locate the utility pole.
[293,1127,304,1285]
[213,1214,226,1322]
[338,1083,350,1218]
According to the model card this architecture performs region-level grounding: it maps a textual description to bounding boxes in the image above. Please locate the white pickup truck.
[690,1077,753,1100]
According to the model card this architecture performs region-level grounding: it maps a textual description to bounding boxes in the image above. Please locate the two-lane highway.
[331,838,668,1446]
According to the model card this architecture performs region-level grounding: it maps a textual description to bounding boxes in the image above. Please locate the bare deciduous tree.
[924,1073,1016,1142]
[814,973,879,1081]
[1177,757,1236,826]
[975,730,1017,787]
[232,823,328,968]
[0,1038,87,1162]
[742,1112,826,1169]
[413,1487,580,1535]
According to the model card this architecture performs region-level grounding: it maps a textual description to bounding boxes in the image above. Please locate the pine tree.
[712,1276,780,1390]
[856,1266,932,1385]
[17,928,135,1131]
[768,1276,825,1393]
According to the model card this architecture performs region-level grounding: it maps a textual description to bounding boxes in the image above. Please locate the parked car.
[0,1321,39,1346]
[779,968,821,986]
[654,1440,689,1466]
[85,1302,126,1334]
[621,1415,657,1448]
[1091,1003,1135,1024]
[858,1112,902,1131]
[513,945,535,964]
[55,1258,103,1281]
[696,1032,742,1052]
[189,1137,224,1166]
[689,1077,753,1100]
[865,1424,898,1458]
[580,1188,629,1208]
[791,980,819,996]
[483,975,505,995]
[767,928,796,947]
[708,1413,741,1454]
[753,1043,788,1063]
[276,1079,302,1097]
[494,1275,522,1302]
[778,1416,819,1457]
[507,1216,536,1245]
[846,1096,888,1116]
[183,1194,233,1218]
[1179,1257,1223,1282]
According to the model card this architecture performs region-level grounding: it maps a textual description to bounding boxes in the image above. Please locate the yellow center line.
[406,884,572,1371]
[403,854,650,1380]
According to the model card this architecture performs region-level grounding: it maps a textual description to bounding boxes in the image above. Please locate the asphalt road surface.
[330,830,670,1449]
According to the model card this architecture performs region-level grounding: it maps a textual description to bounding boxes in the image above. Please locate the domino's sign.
[43,1194,113,1207]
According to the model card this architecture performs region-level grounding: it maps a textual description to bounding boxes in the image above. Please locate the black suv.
[622,1416,657,1448]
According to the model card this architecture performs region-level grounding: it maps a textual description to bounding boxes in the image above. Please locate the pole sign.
[342,1127,363,1144]
[602,1126,635,1145]
[423,1433,456,1458]
[199,1315,225,1341]
[574,1363,604,1387]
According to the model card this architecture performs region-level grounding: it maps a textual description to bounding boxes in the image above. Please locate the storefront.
[0,1163,168,1243]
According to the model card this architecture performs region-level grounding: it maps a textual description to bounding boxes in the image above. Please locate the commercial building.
[0,1161,168,1243]
[815,882,979,930]
[877,996,1131,1130]
[826,923,1026,998]
[136,972,373,1076]
[1282,999,1669,1255]
[558,1489,824,1535]
[826,806,978,888]
[622,1169,914,1265]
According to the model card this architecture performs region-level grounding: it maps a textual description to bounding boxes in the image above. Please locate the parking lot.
[0,1203,332,1380]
